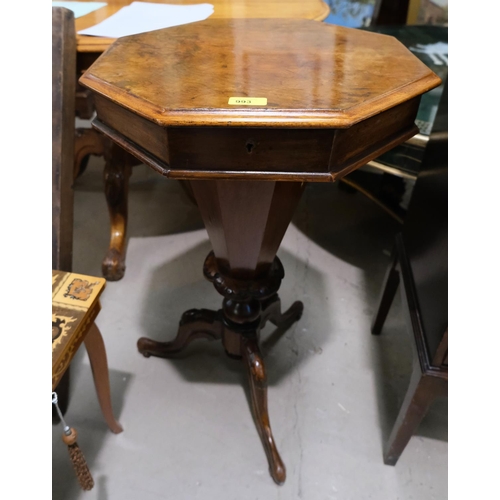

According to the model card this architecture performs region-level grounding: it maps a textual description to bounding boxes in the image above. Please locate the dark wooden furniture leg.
[371,79,448,466]
[73,126,140,282]
[138,309,223,357]
[384,359,447,465]
[371,248,400,335]
[137,179,305,484]
[102,140,139,281]
[242,335,286,484]
[372,232,448,465]
[84,321,123,434]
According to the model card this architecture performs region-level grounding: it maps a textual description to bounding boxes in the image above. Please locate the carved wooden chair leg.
[137,309,223,358]
[242,335,286,485]
[371,247,400,335]
[74,127,105,180]
[102,140,137,281]
[84,322,123,434]
[260,294,304,330]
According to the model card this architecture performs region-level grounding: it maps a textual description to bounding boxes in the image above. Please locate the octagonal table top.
[80,18,441,129]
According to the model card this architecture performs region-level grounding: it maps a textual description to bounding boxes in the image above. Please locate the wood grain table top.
[80,18,441,129]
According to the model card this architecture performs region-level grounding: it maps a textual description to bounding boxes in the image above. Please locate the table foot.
[242,335,286,485]
[102,248,127,282]
[137,309,223,358]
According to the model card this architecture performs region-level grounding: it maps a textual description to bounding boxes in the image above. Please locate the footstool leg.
[84,322,123,433]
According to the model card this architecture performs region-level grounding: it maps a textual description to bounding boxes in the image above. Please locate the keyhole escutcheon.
[246,139,255,154]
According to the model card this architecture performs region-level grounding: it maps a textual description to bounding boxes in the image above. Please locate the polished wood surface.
[81,19,440,128]
[80,19,440,183]
[75,0,330,52]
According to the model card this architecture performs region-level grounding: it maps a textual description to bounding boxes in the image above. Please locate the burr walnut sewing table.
[79,18,440,484]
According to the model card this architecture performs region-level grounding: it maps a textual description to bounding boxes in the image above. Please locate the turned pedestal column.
[79,18,441,484]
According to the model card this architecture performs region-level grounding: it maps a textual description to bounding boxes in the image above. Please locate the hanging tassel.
[52,392,94,491]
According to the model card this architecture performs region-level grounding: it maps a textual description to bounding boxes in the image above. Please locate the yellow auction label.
[228,97,267,106]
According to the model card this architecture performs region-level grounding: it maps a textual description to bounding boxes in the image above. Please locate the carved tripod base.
[137,180,306,484]
[137,294,303,485]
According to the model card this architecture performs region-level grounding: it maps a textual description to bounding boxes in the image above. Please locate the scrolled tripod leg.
[137,309,223,358]
[242,335,286,485]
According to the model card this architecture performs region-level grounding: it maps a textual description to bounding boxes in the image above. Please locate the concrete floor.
[52,154,447,500]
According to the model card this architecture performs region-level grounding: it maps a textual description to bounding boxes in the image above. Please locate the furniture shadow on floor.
[138,240,330,387]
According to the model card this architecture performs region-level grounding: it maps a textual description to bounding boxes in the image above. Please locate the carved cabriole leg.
[242,335,287,484]
[137,309,223,358]
[102,139,137,281]
[74,127,140,282]
[84,322,123,434]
